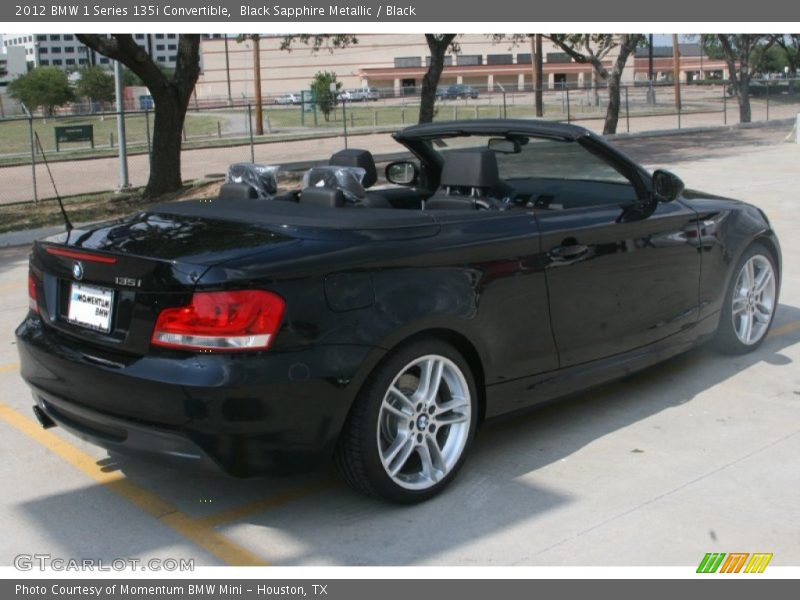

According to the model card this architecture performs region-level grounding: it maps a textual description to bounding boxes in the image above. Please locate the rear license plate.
[67,283,114,333]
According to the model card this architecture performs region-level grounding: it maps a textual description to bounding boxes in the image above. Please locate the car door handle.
[549,244,589,261]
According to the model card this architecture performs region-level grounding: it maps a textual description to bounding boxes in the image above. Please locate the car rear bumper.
[32,387,221,470]
[16,316,383,476]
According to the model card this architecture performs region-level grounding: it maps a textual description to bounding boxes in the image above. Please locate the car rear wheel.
[335,339,478,503]
[714,243,778,353]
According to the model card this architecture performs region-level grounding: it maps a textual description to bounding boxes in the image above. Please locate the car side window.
[495,138,639,210]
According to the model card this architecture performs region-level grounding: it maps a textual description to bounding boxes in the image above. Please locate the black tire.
[713,242,778,354]
[335,337,478,504]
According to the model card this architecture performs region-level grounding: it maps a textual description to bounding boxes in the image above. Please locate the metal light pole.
[22,103,38,204]
[332,82,347,148]
[113,60,130,190]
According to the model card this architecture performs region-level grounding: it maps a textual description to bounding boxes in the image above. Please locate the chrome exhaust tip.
[32,405,56,429]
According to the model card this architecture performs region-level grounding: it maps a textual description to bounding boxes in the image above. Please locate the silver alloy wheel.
[377,354,471,490]
[732,254,776,345]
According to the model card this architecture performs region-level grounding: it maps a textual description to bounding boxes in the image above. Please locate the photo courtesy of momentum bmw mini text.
[0,0,798,596]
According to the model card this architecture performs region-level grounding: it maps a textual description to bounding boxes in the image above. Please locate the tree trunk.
[419,34,456,124]
[75,34,200,198]
[737,77,752,123]
[718,35,754,125]
[146,91,186,196]
[604,77,621,134]
[602,36,638,135]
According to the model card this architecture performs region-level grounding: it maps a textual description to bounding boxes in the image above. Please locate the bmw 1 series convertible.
[17,119,781,503]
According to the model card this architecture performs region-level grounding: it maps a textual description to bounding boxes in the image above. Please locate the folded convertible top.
[149,196,438,230]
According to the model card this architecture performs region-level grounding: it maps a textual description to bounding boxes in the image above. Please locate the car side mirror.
[385,161,418,186]
[652,169,685,202]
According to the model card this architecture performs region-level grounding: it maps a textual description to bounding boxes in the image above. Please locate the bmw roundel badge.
[72,262,84,281]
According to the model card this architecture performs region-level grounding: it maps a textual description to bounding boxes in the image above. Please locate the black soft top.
[150,196,437,230]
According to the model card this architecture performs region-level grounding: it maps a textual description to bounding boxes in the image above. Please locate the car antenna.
[33,131,73,233]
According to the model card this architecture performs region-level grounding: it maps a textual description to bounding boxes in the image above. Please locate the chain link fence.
[1,79,799,206]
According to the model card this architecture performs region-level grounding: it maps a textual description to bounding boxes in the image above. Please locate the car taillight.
[28,271,39,314]
[151,290,285,352]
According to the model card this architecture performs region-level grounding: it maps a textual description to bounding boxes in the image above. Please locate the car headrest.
[218,182,259,201]
[299,187,345,208]
[302,166,366,203]
[226,163,280,199]
[329,148,378,188]
[440,150,499,189]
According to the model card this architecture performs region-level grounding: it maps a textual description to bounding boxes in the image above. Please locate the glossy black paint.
[16,119,781,477]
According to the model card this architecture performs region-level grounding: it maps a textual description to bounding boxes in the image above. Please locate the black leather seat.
[329,148,392,209]
[425,149,503,210]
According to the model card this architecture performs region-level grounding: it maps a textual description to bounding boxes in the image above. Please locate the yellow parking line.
[0,402,268,566]
[0,281,23,293]
[199,479,338,529]
[0,363,20,374]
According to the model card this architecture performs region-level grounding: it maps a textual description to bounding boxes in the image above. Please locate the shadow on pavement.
[15,302,800,565]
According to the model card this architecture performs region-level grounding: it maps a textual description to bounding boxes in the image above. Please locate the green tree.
[77,34,201,198]
[310,71,340,121]
[547,34,644,135]
[75,66,115,109]
[772,35,800,77]
[8,67,74,116]
[711,35,774,123]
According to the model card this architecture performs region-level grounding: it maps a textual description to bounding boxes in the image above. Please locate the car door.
[538,201,701,366]
[525,139,702,367]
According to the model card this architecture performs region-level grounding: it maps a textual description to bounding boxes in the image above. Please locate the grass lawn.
[0,112,226,158]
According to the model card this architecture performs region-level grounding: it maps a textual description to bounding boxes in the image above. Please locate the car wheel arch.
[342,327,488,434]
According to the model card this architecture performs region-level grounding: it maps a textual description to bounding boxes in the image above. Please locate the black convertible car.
[17,120,781,503]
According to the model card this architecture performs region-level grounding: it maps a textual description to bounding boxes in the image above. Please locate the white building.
[0,45,27,81]
[1,33,181,70]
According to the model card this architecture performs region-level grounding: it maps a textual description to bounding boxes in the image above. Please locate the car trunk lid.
[31,211,295,356]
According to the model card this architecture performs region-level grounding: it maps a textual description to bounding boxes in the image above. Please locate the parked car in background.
[275,93,301,105]
[438,84,480,99]
[339,89,369,102]
[363,87,381,101]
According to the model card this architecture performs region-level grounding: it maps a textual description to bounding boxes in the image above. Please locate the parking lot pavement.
[0,128,798,567]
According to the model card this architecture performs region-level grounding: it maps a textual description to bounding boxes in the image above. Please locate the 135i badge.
[114,276,141,287]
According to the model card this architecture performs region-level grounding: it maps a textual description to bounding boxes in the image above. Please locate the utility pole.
[113,60,130,190]
[529,36,536,104]
[672,34,682,110]
[647,33,656,105]
[252,35,264,135]
[535,34,544,117]
[224,35,233,106]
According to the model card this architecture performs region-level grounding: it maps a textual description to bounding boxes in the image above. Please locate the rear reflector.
[44,246,118,264]
[28,271,39,314]
[151,290,285,352]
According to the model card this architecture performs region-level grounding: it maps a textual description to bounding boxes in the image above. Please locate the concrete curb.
[604,118,795,141]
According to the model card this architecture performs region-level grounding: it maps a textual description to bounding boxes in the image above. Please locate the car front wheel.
[336,339,478,503]
[714,243,778,353]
